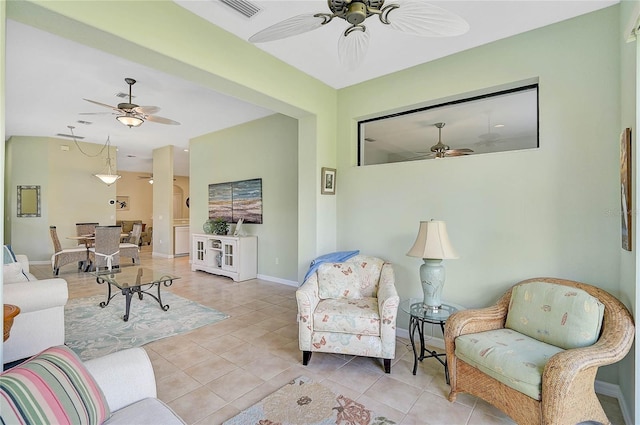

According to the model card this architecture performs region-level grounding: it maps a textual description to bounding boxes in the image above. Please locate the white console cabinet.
[191,234,257,282]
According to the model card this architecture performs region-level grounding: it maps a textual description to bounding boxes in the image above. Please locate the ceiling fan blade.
[449,148,474,153]
[146,115,181,125]
[134,105,161,115]
[384,0,469,37]
[83,98,119,111]
[79,112,116,115]
[249,13,328,43]
[338,27,370,70]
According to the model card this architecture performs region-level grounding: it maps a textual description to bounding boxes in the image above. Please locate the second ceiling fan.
[249,0,469,70]
[82,78,181,128]
[410,122,473,160]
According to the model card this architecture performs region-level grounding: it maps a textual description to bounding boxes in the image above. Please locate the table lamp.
[407,220,459,310]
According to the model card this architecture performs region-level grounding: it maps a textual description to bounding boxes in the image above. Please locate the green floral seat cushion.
[455,328,564,400]
[505,282,604,349]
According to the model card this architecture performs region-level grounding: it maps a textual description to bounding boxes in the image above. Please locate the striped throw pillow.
[0,346,110,424]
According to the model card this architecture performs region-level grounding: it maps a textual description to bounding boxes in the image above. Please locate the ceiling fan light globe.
[117,114,144,128]
[384,0,469,37]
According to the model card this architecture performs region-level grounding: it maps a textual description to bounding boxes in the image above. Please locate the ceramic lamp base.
[420,259,445,309]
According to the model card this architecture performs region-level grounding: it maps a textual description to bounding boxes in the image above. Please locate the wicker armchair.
[445,277,634,425]
[49,226,88,276]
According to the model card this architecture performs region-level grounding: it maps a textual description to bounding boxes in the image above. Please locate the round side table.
[4,304,21,342]
[400,299,463,383]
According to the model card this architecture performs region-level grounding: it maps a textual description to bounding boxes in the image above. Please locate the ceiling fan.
[409,122,473,160]
[249,0,469,70]
[82,78,181,128]
[138,174,175,184]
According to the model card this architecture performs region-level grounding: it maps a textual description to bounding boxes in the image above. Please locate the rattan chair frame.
[88,226,121,271]
[445,277,635,425]
[49,226,88,276]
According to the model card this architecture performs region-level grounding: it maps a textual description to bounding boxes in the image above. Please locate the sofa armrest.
[84,348,157,412]
[296,274,320,351]
[15,254,30,273]
[3,279,68,313]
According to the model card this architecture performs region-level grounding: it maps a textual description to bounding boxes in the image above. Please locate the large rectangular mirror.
[17,185,41,217]
[358,83,539,165]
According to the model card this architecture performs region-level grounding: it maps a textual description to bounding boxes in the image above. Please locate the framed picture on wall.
[621,128,632,251]
[116,196,130,211]
[321,167,336,195]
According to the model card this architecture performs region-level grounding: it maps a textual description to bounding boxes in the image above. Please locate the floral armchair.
[296,255,399,373]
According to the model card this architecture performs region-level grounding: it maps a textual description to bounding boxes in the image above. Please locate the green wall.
[619,0,638,418]
[190,114,298,282]
[5,136,116,262]
[337,6,626,382]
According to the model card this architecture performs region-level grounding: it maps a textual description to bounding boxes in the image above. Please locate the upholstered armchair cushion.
[455,328,564,399]
[317,256,384,299]
[505,281,604,349]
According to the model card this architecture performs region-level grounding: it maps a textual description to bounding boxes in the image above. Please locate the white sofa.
[3,253,68,363]
[1,346,184,424]
[85,347,185,424]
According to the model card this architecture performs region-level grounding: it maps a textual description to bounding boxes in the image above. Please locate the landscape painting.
[209,178,262,224]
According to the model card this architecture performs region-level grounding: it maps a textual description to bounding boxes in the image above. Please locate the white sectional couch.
[85,347,185,424]
[3,252,68,363]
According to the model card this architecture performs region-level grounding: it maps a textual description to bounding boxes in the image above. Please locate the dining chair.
[119,223,141,266]
[75,222,98,247]
[49,226,88,276]
[126,222,143,246]
[88,226,121,271]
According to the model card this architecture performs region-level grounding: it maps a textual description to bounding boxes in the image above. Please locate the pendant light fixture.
[94,136,121,186]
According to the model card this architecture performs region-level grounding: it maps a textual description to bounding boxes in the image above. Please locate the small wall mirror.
[17,185,41,217]
[358,83,539,165]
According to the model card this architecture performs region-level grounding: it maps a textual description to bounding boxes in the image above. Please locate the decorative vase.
[203,220,215,234]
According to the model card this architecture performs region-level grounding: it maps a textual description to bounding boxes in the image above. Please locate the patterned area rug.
[65,292,228,361]
[223,376,396,425]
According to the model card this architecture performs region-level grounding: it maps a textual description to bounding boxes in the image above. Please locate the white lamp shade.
[94,174,121,186]
[407,220,459,259]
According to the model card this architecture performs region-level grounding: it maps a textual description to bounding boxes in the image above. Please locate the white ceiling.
[4,1,617,175]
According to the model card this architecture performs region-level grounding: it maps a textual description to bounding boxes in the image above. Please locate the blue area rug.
[65,291,228,361]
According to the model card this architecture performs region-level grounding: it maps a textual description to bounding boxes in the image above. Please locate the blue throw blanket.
[302,250,360,284]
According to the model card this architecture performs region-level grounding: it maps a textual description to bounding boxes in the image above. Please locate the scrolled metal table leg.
[123,288,134,322]
[409,315,419,375]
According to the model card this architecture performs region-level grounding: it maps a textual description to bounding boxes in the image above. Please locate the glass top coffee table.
[92,267,180,322]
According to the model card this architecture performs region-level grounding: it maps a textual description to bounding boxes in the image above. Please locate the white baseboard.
[256,274,298,287]
[395,331,631,425]
[152,252,174,259]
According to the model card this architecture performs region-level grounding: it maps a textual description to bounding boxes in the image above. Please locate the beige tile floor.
[31,247,625,425]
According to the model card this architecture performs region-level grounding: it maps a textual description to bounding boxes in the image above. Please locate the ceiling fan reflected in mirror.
[409,122,473,160]
[249,0,469,70]
[82,78,181,128]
